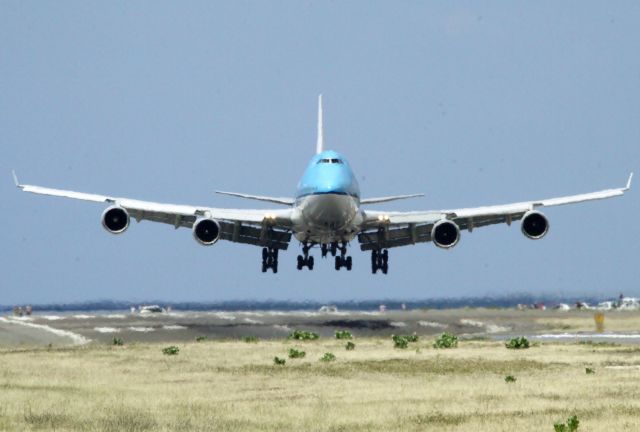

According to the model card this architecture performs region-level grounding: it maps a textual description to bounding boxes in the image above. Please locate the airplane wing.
[358,173,633,251]
[13,172,294,250]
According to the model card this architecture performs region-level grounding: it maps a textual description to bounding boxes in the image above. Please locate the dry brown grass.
[1,337,639,431]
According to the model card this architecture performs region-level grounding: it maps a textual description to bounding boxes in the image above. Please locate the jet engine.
[431,219,460,249]
[101,206,130,234]
[192,218,221,245]
[521,210,549,239]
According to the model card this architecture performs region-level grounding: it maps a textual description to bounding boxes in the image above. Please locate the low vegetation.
[162,346,179,355]
[505,336,530,349]
[345,341,356,351]
[554,415,579,432]
[273,356,286,366]
[433,332,458,349]
[288,348,306,359]
[111,337,123,346]
[585,367,595,374]
[243,335,259,343]
[287,330,319,341]
[320,352,336,362]
[504,375,517,383]
[195,336,207,342]
[335,330,353,340]
[392,334,419,349]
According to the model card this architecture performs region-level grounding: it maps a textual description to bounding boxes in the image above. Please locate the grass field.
[1,335,640,431]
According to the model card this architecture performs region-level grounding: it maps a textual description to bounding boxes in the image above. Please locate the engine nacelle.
[192,218,221,245]
[521,210,549,239]
[101,206,130,234]
[431,219,460,249]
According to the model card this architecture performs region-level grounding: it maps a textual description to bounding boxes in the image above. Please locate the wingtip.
[11,170,20,188]
[626,172,634,190]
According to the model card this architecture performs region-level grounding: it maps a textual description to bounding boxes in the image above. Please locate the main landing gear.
[297,243,314,270]
[261,247,279,273]
[371,249,389,274]
[334,242,352,271]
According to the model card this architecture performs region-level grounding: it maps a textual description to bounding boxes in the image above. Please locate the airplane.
[13,96,633,274]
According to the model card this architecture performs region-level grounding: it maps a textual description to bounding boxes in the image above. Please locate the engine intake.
[193,218,221,245]
[102,206,129,234]
[521,211,549,239]
[431,219,460,249]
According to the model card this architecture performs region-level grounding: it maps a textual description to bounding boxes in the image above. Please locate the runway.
[2,307,640,347]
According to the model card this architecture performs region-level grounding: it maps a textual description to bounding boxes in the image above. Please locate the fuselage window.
[318,158,343,164]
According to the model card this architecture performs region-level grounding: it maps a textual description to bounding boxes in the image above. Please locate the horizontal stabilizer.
[215,191,294,206]
[360,194,424,205]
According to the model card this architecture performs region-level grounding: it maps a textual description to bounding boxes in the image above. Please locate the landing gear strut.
[334,242,352,271]
[371,249,388,274]
[297,243,314,270]
[261,247,279,273]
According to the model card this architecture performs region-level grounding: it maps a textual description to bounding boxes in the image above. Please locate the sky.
[1,1,639,304]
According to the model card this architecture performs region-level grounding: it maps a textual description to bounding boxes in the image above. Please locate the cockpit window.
[317,158,343,164]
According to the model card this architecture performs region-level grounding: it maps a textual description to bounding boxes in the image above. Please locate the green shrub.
[288,348,306,359]
[112,337,123,346]
[433,333,458,349]
[504,375,517,383]
[244,335,259,343]
[585,367,595,374]
[345,341,356,351]
[320,352,336,362]
[554,415,579,432]
[162,346,179,355]
[288,330,319,341]
[273,356,286,366]
[335,330,353,340]
[505,336,530,349]
[195,336,207,342]
[405,333,419,342]
[392,335,409,349]
[392,334,419,349]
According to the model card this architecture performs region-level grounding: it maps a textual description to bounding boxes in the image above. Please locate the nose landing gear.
[371,249,388,274]
[261,247,279,273]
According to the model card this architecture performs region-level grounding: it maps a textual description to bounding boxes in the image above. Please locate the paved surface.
[1,309,638,347]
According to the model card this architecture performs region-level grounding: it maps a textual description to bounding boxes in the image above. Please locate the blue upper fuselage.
[295,150,360,201]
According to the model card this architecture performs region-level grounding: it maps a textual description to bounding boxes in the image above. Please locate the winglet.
[625,172,634,191]
[11,170,21,188]
[316,94,324,154]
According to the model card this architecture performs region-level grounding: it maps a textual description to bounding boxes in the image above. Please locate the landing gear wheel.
[261,247,279,273]
[382,262,388,274]
[297,255,304,270]
[308,256,314,270]
[346,256,352,271]
[330,243,337,257]
[335,256,341,271]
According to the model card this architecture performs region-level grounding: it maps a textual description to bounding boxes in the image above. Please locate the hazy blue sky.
[2,1,639,304]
